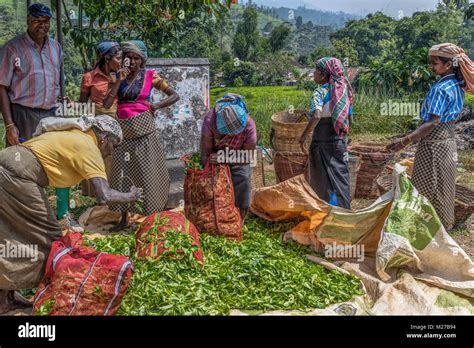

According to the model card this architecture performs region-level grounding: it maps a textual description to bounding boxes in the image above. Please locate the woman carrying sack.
[200,93,257,222]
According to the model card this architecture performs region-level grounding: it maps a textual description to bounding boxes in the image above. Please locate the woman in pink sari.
[103,40,179,231]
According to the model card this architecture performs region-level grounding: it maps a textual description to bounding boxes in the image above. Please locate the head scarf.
[28,3,52,18]
[429,43,474,94]
[96,41,120,57]
[215,93,249,135]
[317,57,353,136]
[121,40,148,61]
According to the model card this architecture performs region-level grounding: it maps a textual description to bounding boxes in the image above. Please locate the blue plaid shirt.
[420,74,464,123]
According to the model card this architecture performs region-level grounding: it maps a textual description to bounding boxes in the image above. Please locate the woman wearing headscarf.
[103,40,179,231]
[299,57,353,209]
[78,41,122,199]
[79,41,122,117]
[387,43,474,230]
[0,115,142,314]
[200,93,257,221]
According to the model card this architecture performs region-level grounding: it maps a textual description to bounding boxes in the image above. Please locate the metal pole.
[54,0,65,98]
[27,0,32,8]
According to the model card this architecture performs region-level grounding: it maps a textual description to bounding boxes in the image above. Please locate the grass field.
[211,86,420,146]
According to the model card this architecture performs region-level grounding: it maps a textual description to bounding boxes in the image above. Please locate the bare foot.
[0,290,31,315]
[109,212,129,232]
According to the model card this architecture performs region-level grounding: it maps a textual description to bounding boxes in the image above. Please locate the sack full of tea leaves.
[33,233,133,316]
[181,153,242,240]
[376,164,474,297]
[135,210,204,263]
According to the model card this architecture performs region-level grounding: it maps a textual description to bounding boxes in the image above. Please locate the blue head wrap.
[215,93,249,135]
[96,41,120,57]
[28,3,52,18]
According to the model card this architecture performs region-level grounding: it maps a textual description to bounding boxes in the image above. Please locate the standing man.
[0,3,62,145]
[0,4,77,229]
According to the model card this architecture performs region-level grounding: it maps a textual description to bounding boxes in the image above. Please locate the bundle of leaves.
[84,217,364,315]
[185,152,204,171]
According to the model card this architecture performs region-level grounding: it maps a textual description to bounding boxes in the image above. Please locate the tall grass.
[211,86,420,146]
[211,86,312,147]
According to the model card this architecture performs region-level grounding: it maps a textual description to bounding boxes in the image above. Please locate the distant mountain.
[273,6,359,27]
[248,0,439,18]
[242,3,359,28]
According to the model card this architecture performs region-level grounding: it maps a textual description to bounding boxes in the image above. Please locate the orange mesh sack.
[33,233,133,316]
[182,156,242,240]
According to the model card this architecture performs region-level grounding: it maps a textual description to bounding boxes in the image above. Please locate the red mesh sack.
[32,233,133,316]
[134,211,204,263]
[182,157,242,241]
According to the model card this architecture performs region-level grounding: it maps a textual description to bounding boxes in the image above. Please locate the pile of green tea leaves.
[84,217,363,315]
[185,152,204,171]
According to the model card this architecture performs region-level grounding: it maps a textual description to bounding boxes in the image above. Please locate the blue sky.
[249,0,444,16]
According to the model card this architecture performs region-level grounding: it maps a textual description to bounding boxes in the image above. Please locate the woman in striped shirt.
[387,43,474,230]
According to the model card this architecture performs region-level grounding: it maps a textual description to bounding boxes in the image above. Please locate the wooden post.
[54,0,65,98]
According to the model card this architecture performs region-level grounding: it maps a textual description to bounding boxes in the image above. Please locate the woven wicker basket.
[274,151,308,183]
[250,148,265,190]
[271,110,311,152]
[348,143,394,199]
[454,184,474,226]
[349,155,361,200]
[376,174,393,195]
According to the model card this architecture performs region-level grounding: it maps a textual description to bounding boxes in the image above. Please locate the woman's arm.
[78,90,90,104]
[151,86,179,111]
[103,68,129,109]
[201,135,215,166]
[90,177,143,205]
[386,115,440,153]
[299,110,322,152]
[0,85,19,145]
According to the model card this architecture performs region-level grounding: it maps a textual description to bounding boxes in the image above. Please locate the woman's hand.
[6,125,19,145]
[386,137,409,153]
[150,103,162,112]
[129,186,144,201]
[115,67,130,82]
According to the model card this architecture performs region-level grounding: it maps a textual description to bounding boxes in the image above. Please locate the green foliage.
[297,79,317,91]
[357,48,435,97]
[466,3,474,20]
[222,60,257,86]
[35,299,55,316]
[61,0,233,70]
[268,24,291,53]
[465,94,474,108]
[330,12,396,65]
[295,16,303,30]
[232,32,248,60]
[84,216,364,315]
[185,152,203,171]
[0,3,24,45]
[232,6,259,60]
[234,76,244,87]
